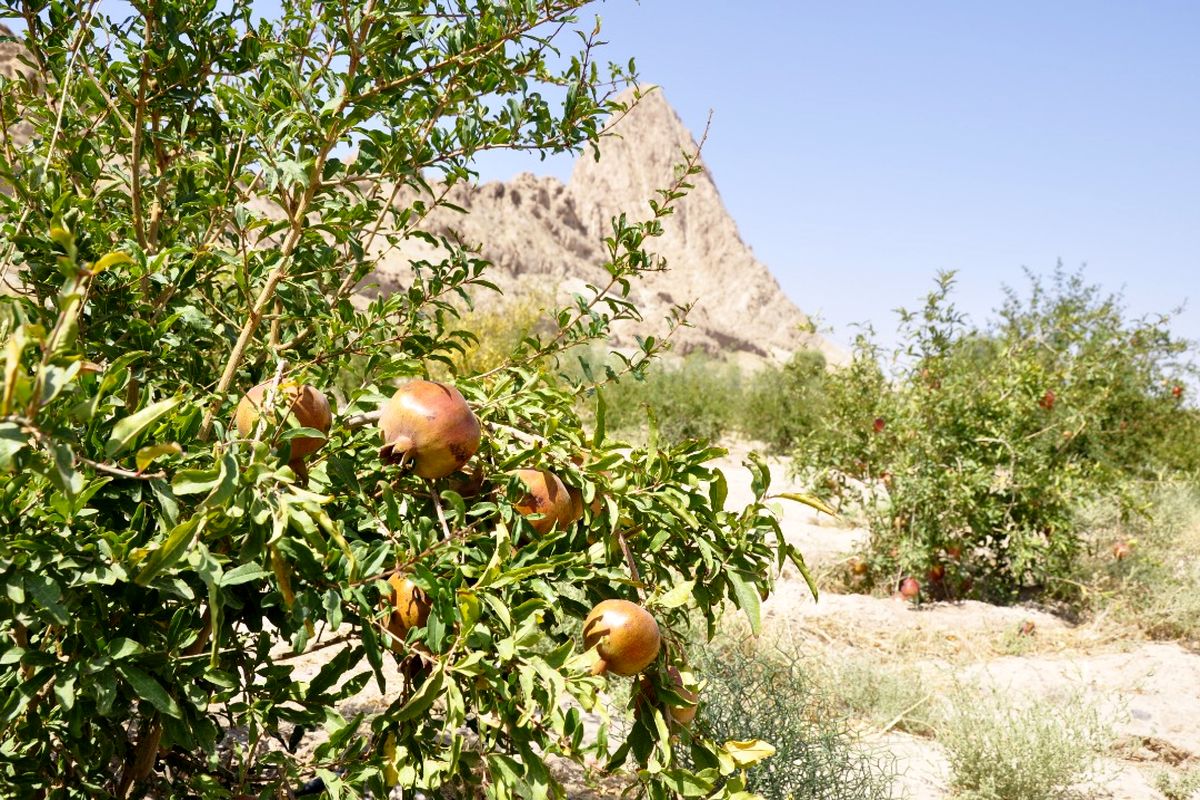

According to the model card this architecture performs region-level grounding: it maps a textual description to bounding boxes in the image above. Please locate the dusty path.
[714,442,1200,799]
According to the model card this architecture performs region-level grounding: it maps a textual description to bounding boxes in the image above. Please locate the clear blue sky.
[472,1,1200,357]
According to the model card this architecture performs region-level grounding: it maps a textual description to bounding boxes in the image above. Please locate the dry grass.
[1075,481,1200,647]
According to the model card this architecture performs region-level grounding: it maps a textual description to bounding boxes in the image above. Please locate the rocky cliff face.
[371,87,842,366]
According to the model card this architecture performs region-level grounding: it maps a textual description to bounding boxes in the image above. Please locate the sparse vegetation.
[939,682,1113,800]
[691,634,899,800]
[1076,481,1200,643]
[1155,767,1200,800]
[809,653,937,737]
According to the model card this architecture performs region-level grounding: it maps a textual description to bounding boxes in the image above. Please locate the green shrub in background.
[589,349,827,450]
[742,350,828,453]
[595,353,743,444]
[690,635,898,800]
[797,268,1197,602]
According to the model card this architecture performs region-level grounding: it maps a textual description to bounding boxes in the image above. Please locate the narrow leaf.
[105,397,180,457]
[774,492,838,518]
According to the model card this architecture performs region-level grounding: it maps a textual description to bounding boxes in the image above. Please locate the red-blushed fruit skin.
[383,574,431,650]
[513,469,575,534]
[927,564,945,583]
[1111,541,1132,561]
[583,599,661,676]
[379,380,480,479]
[235,381,331,459]
[873,417,886,433]
[898,576,920,600]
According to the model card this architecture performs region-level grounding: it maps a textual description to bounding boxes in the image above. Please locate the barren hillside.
[369,87,843,366]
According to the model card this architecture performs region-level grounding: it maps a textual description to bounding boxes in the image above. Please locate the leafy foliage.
[0,4,809,798]
[798,269,1197,602]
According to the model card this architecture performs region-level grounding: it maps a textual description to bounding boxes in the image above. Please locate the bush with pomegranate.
[797,270,1197,602]
[0,4,812,798]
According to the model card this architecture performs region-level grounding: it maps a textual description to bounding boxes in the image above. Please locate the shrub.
[808,653,937,737]
[939,682,1113,800]
[0,5,808,798]
[689,634,898,800]
[594,352,743,444]
[1155,768,1200,800]
[797,269,1197,602]
[742,350,828,453]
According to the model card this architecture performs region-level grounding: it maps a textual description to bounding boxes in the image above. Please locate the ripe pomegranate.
[1111,540,1132,561]
[379,380,480,479]
[513,469,575,534]
[1039,390,1056,411]
[583,599,661,676]
[235,380,331,460]
[898,576,920,600]
[873,417,886,433]
[1172,385,1183,399]
[383,574,431,650]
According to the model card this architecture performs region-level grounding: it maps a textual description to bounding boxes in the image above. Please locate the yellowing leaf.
[723,739,776,768]
[135,442,182,472]
[90,251,133,275]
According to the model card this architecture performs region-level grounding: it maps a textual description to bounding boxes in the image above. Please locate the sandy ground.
[714,442,1200,799]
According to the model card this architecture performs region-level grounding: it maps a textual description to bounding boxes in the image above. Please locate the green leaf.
[653,580,694,610]
[0,422,27,471]
[105,397,181,457]
[172,466,222,495]
[90,251,133,275]
[773,492,838,518]
[394,668,445,723]
[726,570,761,635]
[593,388,606,447]
[709,469,728,511]
[219,562,268,587]
[135,515,205,586]
[786,545,819,601]
[116,664,183,719]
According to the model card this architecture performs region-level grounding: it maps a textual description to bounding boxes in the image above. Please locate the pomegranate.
[583,599,661,676]
[235,380,331,460]
[927,564,945,583]
[1111,540,1132,561]
[383,574,431,649]
[379,380,480,479]
[898,576,920,600]
[873,417,886,433]
[512,469,575,534]
[1039,390,1056,410]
